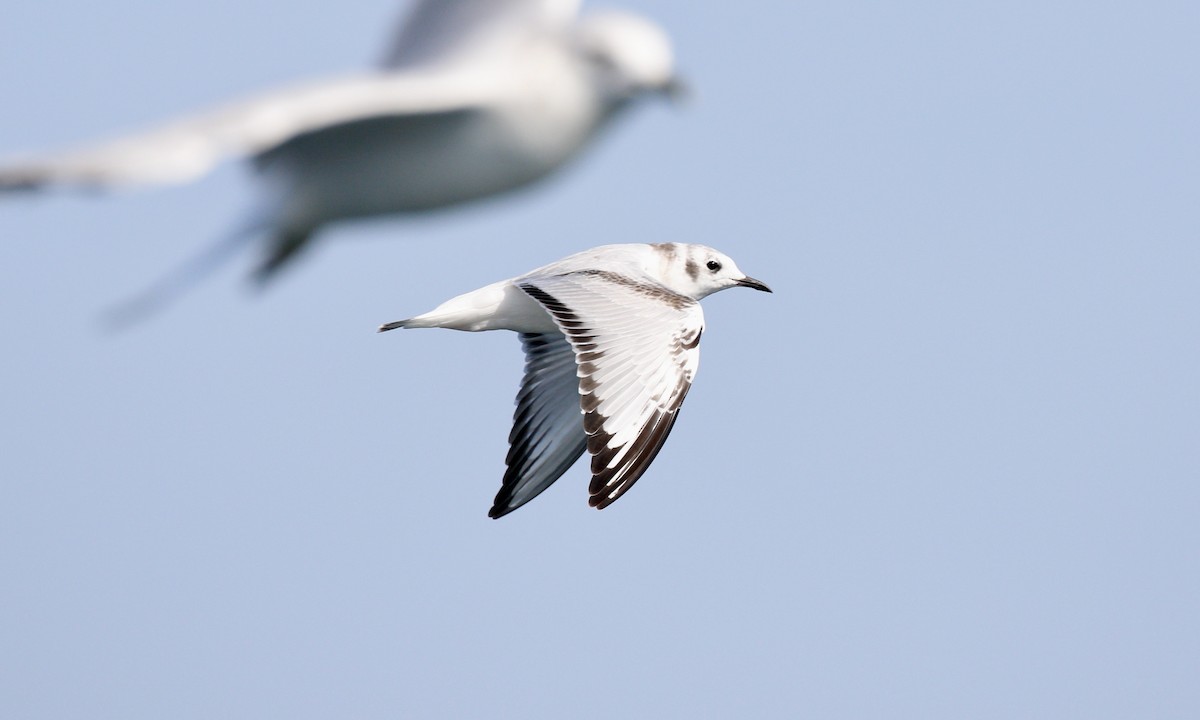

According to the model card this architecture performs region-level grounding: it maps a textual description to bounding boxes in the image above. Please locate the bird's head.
[574,11,686,102]
[652,243,772,300]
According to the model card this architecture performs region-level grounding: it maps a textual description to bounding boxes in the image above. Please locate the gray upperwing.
[253,108,480,175]
[381,0,580,69]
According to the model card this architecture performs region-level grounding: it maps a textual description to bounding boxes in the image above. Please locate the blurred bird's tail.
[100,219,265,331]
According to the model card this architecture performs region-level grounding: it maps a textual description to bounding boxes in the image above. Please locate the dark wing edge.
[489,332,587,518]
[584,335,696,509]
[518,280,701,511]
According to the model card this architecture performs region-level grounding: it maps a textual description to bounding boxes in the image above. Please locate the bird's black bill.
[737,276,772,293]
[661,76,690,104]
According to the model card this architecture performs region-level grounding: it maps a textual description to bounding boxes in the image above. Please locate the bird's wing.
[0,70,499,191]
[517,270,704,509]
[491,332,589,518]
[380,0,581,69]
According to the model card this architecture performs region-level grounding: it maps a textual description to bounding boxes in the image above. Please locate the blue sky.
[2,1,1198,717]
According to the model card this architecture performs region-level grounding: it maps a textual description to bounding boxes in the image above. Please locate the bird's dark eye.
[706,260,722,272]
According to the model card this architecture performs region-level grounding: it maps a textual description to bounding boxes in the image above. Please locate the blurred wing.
[381,0,581,68]
[491,332,588,518]
[518,271,704,509]
[0,70,496,191]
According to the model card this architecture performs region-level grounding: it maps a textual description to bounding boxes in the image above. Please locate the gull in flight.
[378,243,772,517]
[0,0,684,319]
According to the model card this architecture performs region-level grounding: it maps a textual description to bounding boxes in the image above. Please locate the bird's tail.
[99,218,269,331]
[377,318,414,332]
[377,314,450,331]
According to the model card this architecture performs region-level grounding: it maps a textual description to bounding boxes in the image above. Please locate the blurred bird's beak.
[736,276,772,293]
[660,76,690,104]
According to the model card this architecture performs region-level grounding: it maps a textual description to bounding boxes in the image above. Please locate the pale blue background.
[2,1,1198,717]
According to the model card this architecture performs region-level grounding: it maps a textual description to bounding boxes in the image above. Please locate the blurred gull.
[378,242,771,518]
[0,0,684,319]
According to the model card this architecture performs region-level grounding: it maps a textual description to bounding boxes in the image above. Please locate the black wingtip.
[0,177,44,194]
[377,321,406,333]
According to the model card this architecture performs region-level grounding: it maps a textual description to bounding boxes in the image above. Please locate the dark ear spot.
[652,243,677,261]
[685,259,699,280]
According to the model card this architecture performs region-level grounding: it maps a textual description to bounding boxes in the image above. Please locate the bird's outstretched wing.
[381,0,581,69]
[0,70,499,192]
[491,332,589,518]
[518,270,704,509]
